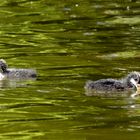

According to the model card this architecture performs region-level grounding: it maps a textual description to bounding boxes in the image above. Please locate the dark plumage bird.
[0,59,37,80]
[85,72,140,96]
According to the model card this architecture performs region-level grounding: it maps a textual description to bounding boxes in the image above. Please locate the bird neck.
[1,66,9,73]
[122,78,133,88]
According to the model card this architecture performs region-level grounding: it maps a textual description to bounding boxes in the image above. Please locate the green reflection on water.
[0,0,140,139]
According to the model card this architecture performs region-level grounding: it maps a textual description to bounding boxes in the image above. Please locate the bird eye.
[134,78,139,83]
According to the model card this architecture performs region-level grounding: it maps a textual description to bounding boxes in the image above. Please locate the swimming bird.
[0,59,37,80]
[85,72,140,96]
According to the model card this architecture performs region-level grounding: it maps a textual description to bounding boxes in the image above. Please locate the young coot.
[0,59,37,80]
[85,72,140,96]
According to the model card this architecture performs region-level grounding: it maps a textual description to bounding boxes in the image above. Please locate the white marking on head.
[130,78,137,89]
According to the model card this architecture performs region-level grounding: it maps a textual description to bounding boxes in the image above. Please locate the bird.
[0,59,37,80]
[84,71,140,96]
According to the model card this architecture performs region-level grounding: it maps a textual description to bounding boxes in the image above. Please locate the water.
[0,0,140,139]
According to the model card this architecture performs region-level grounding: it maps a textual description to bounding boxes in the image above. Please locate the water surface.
[0,0,140,139]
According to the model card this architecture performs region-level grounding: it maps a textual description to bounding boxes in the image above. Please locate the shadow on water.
[0,0,140,139]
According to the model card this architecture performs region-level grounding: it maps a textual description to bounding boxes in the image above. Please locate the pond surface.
[0,0,140,139]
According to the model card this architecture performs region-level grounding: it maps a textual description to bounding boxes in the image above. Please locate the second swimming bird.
[85,72,140,96]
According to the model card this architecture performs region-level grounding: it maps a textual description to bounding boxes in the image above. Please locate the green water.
[0,0,140,139]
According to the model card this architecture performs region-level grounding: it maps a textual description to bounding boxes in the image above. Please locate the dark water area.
[0,0,140,139]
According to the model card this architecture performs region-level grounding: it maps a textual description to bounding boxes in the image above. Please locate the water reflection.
[0,0,140,139]
[0,79,36,88]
